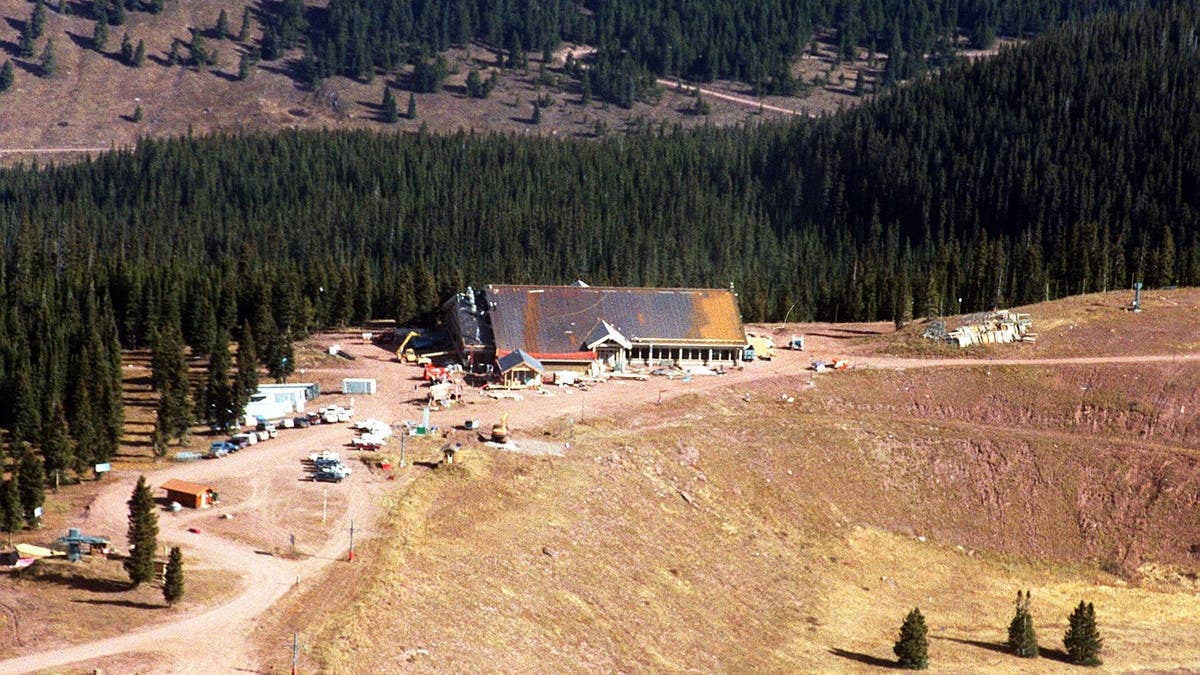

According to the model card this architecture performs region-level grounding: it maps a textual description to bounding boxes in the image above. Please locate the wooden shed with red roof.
[160,479,218,509]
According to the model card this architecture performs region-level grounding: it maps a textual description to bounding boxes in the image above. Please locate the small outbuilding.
[496,349,544,388]
[160,479,218,509]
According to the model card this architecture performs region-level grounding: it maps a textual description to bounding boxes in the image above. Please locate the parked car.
[293,416,311,428]
[233,432,258,446]
[205,442,233,459]
[312,470,344,483]
[229,436,251,450]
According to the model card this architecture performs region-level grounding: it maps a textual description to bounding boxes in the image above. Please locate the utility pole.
[347,518,355,562]
[292,632,299,675]
[400,432,407,467]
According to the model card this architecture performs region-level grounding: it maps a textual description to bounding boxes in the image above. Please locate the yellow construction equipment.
[490,412,510,444]
[394,331,420,362]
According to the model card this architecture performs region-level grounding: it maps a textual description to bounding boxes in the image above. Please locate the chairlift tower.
[1131,282,1143,312]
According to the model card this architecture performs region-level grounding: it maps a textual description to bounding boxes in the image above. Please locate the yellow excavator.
[490,412,510,444]
[394,331,420,362]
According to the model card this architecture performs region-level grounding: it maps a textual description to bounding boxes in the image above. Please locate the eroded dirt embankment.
[685,366,1200,572]
[818,364,1200,450]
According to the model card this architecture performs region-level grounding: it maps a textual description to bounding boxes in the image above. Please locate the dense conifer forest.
[0,3,1197,493]
[291,0,1154,96]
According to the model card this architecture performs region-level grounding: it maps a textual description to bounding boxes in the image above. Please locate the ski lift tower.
[1130,282,1143,313]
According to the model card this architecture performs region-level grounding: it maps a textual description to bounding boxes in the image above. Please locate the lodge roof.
[486,285,746,357]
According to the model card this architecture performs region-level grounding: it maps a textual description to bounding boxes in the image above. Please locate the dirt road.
[2,329,1195,673]
[655,78,814,117]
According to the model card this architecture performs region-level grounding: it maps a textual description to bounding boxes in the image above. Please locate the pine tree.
[265,329,295,383]
[108,0,125,26]
[38,38,57,78]
[0,60,13,92]
[40,403,74,490]
[215,9,229,40]
[31,0,47,40]
[1063,601,1102,666]
[17,445,44,528]
[894,607,929,669]
[1,474,23,545]
[18,26,35,58]
[204,330,236,431]
[531,102,542,124]
[1007,590,1039,658]
[133,39,145,66]
[234,322,259,418]
[239,7,252,42]
[382,86,398,123]
[120,32,134,65]
[166,40,179,66]
[406,92,417,119]
[162,545,184,604]
[190,31,208,70]
[124,475,158,587]
[151,323,193,446]
[238,50,254,80]
[92,15,108,51]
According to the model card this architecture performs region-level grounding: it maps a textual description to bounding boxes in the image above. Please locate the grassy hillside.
[250,292,1200,673]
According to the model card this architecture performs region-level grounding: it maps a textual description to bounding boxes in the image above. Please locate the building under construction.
[443,282,749,377]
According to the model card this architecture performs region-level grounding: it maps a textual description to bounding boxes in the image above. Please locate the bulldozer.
[490,412,510,444]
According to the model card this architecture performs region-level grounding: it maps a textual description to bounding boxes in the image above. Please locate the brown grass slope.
[250,290,1200,673]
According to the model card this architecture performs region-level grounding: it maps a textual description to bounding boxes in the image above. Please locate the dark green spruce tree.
[382,86,398,123]
[203,330,236,431]
[17,444,44,528]
[1007,589,1039,658]
[124,475,158,587]
[92,15,108,51]
[894,607,929,669]
[234,322,259,419]
[0,60,14,92]
[39,402,74,491]
[1,472,23,544]
[151,323,193,450]
[1063,601,1102,666]
[163,545,184,604]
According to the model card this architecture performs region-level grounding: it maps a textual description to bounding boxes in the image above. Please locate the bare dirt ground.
[2,289,1198,672]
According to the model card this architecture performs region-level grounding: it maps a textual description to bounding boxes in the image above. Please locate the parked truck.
[745,334,775,360]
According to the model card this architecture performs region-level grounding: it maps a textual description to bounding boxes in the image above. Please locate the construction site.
[2,287,1199,674]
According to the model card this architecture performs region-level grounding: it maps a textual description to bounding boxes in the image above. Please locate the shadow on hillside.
[210,68,241,83]
[354,98,389,123]
[0,38,21,58]
[64,31,95,53]
[828,647,901,668]
[26,568,130,593]
[10,58,40,77]
[74,598,164,610]
[257,58,311,90]
[2,17,25,36]
[937,636,1075,664]
[936,636,1009,654]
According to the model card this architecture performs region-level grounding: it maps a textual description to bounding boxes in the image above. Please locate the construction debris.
[933,310,1036,347]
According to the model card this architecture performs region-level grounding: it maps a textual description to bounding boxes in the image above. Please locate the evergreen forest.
[0,3,1198,491]
[291,0,1156,96]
